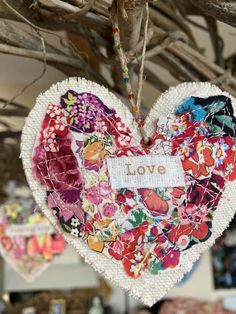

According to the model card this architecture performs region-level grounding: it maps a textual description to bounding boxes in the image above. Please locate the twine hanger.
[111,1,155,277]
[111,1,150,145]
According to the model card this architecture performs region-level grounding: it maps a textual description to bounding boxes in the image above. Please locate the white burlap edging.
[21,78,236,306]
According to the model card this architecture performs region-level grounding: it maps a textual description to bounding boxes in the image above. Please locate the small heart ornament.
[21,78,236,305]
[0,186,66,281]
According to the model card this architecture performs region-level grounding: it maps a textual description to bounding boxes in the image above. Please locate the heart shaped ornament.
[21,78,236,305]
[0,186,66,281]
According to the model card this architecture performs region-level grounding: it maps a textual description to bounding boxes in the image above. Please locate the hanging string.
[111,1,150,144]
[137,3,149,110]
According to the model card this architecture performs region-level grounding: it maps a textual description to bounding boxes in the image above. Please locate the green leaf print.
[128,208,147,227]
[62,224,71,233]
[216,115,234,131]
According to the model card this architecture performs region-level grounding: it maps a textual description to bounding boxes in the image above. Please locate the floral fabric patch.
[31,88,236,278]
[0,189,66,281]
[21,79,236,305]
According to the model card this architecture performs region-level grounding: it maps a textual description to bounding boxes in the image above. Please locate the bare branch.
[175,0,236,27]
[63,0,96,20]
[38,0,81,12]
[118,1,145,51]
[0,109,29,117]
[190,0,236,27]
[0,130,21,141]
[0,0,111,39]
[205,16,224,67]
[0,98,29,111]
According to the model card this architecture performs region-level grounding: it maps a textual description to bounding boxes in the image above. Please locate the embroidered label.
[107,155,185,189]
[7,223,54,237]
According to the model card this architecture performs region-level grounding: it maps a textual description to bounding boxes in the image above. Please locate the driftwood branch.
[0,0,111,39]
[189,0,236,27]
[63,0,96,20]
[1,0,236,172]
[0,109,29,117]
[0,1,235,95]
[0,130,21,140]
[205,16,224,67]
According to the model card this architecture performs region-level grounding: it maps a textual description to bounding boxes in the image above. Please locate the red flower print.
[115,190,136,214]
[123,249,149,278]
[172,187,185,206]
[172,187,185,199]
[125,190,135,199]
[168,222,209,243]
[192,223,209,240]
[81,221,95,233]
[153,245,180,269]
[221,152,236,181]
[138,221,149,234]
[167,224,194,243]
[108,238,125,260]
[138,189,169,216]
[103,115,133,149]
[162,249,180,269]
[108,225,146,263]
[182,146,215,178]
[122,204,133,214]
[116,193,126,204]
[116,134,132,147]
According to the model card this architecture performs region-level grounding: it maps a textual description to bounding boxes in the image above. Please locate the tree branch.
[0,130,21,140]
[205,16,224,67]
[0,0,111,39]
[63,0,96,20]
[0,20,63,54]
[118,1,147,51]
[175,0,236,27]
[0,109,29,116]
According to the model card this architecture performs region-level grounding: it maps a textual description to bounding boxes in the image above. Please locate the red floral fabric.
[32,90,236,278]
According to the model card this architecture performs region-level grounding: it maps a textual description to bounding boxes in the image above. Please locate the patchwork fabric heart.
[21,78,236,305]
[0,187,66,281]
